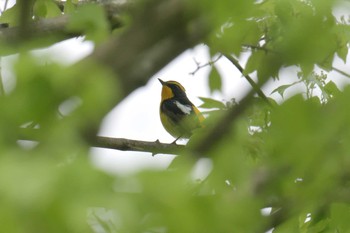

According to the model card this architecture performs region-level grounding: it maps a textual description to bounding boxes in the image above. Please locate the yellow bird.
[158,79,204,141]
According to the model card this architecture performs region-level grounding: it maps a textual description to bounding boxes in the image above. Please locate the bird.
[158,78,204,142]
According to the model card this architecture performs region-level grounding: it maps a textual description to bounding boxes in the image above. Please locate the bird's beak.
[158,78,165,85]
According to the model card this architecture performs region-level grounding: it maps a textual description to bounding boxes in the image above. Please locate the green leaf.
[0,4,20,26]
[337,44,348,64]
[244,50,264,75]
[208,65,222,93]
[198,97,226,109]
[202,0,260,55]
[335,25,349,63]
[33,0,61,18]
[319,53,334,71]
[64,0,76,14]
[67,4,109,43]
[270,82,299,98]
[245,97,273,128]
[44,0,62,18]
[330,203,350,231]
[33,0,47,18]
[324,80,341,98]
[244,50,283,80]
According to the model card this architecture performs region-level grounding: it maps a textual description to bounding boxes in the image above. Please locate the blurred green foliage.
[0,0,349,233]
[67,4,110,43]
[34,0,62,18]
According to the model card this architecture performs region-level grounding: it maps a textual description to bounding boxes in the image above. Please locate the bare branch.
[19,127,185,154]
[93,136,185,154]
[189,54,222,75]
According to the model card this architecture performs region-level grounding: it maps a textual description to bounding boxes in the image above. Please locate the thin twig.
[0,0,9,13]
[189,54,222,75]
[3,0,9,11]
[0,58,5,96]
[222,53,272,106]
[242,44,277,54]
[332,66,350,79]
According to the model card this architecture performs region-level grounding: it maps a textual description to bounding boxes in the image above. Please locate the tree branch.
[332,66,350,79]
[222,53,272,106]
[0,15,74,43]
[93,136,185,154]
[19,127,184,155]
[0,2,124,52]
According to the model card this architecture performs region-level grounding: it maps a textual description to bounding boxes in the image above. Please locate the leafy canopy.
[0,0,349,232]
